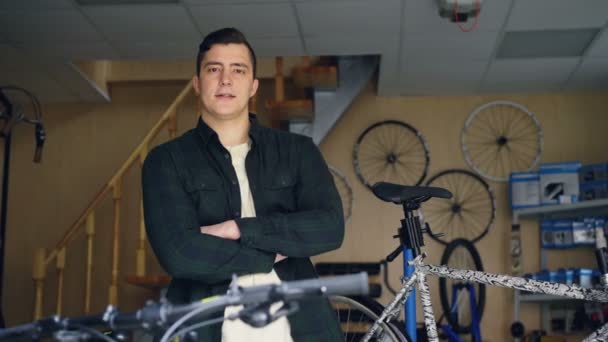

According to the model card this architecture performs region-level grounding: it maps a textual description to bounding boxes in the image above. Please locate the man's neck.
[202,112,250,147]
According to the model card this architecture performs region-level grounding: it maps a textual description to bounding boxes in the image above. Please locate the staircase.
[30,55,377,320]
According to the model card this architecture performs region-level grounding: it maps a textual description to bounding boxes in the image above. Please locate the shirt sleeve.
[236,138,345,258]
[142,144,275,285]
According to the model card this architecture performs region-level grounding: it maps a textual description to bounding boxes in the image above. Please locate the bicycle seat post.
[399,198,426,258]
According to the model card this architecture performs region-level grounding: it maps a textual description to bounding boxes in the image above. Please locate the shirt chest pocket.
[262,173,297,213]
[184,174,226,224]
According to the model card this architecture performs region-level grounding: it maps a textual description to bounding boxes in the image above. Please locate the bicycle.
[0,272,369,342]
[355,182,608,342]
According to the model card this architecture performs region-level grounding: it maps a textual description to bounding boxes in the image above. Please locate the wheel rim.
[423,169,496,245]
[439,239,486,334]
[328,165,354,225]
[353,120,430,189]
[461,100,543,182]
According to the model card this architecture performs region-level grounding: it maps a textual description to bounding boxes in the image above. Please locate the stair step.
[292,65,338,89]
[125,275,170,290]
[264,99,314,120]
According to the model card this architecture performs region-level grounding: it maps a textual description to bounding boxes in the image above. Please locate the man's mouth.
[216,93,235,98]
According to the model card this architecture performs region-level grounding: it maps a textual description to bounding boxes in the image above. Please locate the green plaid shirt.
[142,115,344,341]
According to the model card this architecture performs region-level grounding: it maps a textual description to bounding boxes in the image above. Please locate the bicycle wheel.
[461,100,543,182]
[328,165,354,225]
[329,295,409,342]
[423,169,496,245]
[438,239,486,334]
[353,120,430,189]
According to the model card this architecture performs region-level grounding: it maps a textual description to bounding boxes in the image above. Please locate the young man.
[142,28,345,341]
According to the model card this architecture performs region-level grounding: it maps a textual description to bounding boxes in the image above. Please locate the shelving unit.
[512,198,608,334]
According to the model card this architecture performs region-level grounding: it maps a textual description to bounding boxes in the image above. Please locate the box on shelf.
[580,180,608,201]
[539,162,581,205]
[541,219,574,248]
[509,171,540,209]
[572,219,595,246]
[579,163,608,183]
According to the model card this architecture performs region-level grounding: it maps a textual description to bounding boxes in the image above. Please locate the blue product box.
[572,218,595,245]
[579,163,608,182]
[580,180,608,201]
[541,219,555,248]
[539,162,581,205]
[510,171,540,209]
[552,219,574,248]
[579,268,593,288]
[565,269,574,285]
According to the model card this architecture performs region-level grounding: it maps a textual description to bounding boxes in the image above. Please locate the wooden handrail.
[43,82,192,266]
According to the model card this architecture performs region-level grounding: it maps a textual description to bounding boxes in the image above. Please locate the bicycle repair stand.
[385,197,430,342]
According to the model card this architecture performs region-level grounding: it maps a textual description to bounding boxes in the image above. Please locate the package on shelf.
[509,171,540,209]
[572,218,596,246]
[579,162,608,183]
[580,180,608,201]
[541,219,574,248]
[539,161,581,205]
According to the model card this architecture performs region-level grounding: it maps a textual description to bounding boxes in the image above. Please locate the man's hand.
[200,220,241,240]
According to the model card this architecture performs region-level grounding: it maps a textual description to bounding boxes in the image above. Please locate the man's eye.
[234,69,245,74]
[208,67,220,73]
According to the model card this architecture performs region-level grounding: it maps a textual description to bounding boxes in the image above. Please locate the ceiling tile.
[497,29,599,59]
[183,0,287,3]
[482,58,580,91]
[567,57,608,89]
[249,37,304,57]
[0,0,74,9]
[402,31,498,62]
[401,60,486,92]
[0,68,79,103]
[17,41,120,60]
[297,0,400,35]
[587,29,608,57]
[404,0,513,33]
[0,9,103,42]
[305,34,398,56]
[188,3,298,38]
[506,0,608,31]
[83,5,200,41]
[114,40,197,59]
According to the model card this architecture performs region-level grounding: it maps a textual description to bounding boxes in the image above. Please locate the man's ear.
[250,78,259,98]
[192,75,200,94]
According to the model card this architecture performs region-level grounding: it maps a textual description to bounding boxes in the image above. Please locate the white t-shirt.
[221,141,293,342]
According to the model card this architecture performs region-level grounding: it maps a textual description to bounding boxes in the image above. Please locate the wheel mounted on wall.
[328,165,354,225]
[438,238,486,334]
[353,120,430,190]
[461,100,543,182]
[423,169,496,245]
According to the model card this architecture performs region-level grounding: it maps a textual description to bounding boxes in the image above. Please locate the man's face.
[192,43,259,122]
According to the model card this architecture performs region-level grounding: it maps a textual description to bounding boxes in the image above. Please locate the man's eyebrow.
[202,61,250,69]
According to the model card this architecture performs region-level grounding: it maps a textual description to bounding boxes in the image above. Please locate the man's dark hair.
[196,27,257,77]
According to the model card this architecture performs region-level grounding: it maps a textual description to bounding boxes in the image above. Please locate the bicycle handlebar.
[0,272,369,341]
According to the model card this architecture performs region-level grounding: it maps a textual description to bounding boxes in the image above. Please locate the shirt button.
[231,179,237,185]
[224,153,229,159]
[234,211,240,217]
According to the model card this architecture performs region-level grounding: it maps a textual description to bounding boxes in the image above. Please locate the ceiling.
[1,0,608,103]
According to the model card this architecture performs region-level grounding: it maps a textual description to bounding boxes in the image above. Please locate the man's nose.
[220,70,232,86]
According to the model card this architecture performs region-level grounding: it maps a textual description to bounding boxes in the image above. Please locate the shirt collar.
[196,113,261,146]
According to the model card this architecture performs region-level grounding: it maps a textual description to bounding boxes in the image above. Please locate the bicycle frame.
[364,253,608,342]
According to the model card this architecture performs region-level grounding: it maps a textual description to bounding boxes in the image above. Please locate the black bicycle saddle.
[372,182,452,205]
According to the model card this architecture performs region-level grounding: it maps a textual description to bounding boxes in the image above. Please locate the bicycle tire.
[438,239,486,334]
[353,120,430,189]
[329,295,410,342]
[423,169,496,245]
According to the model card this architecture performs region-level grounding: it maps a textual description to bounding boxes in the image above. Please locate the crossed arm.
[142,139,343,285]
